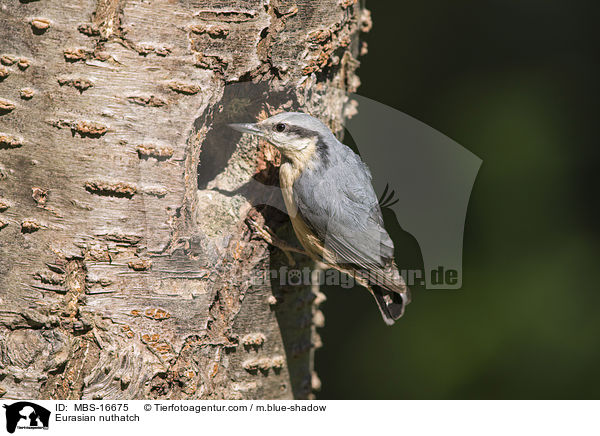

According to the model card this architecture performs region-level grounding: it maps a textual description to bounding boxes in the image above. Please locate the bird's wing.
[293,145,404,293]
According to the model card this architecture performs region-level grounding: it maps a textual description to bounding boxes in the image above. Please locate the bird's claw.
[246,218,306,266]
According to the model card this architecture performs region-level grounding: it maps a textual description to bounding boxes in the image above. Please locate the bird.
[229,112,410,325]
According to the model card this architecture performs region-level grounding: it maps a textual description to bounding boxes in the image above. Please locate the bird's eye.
[274,123,286,133]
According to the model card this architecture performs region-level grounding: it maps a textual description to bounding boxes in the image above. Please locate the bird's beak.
[228,123,264,137]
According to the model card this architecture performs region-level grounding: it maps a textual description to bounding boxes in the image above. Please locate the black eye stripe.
[271,124,323,138]
[286,125,318,136]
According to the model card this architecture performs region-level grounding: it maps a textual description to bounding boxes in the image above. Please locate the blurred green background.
[316,0,600,399]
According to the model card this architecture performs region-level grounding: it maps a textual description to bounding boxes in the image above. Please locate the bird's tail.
[370,284,411,326]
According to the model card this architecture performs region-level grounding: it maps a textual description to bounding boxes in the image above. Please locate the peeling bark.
[0,0,367,399]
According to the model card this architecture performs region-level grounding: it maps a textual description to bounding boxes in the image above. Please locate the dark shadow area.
[316,0,600,399]
[268,221,316,400]
[196,81,297,190]
[196,81,269,189]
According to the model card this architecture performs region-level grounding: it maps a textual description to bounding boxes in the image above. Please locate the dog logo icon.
[2,402,50,433]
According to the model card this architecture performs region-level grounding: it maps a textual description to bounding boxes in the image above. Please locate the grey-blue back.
[292,135,395,271]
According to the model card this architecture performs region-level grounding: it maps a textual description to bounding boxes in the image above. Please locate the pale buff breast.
[279,161,328,262]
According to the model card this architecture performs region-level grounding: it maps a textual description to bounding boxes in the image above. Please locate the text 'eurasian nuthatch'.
[230,112,410,325]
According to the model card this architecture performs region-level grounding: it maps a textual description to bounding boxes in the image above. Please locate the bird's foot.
[246,218,307,266]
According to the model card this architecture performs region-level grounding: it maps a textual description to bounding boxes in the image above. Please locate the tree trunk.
[0,0,367,399]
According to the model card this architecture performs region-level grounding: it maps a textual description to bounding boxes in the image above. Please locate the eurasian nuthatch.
[230,112,410,325]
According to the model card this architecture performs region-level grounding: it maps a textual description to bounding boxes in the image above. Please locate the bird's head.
[229,112,333,163]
